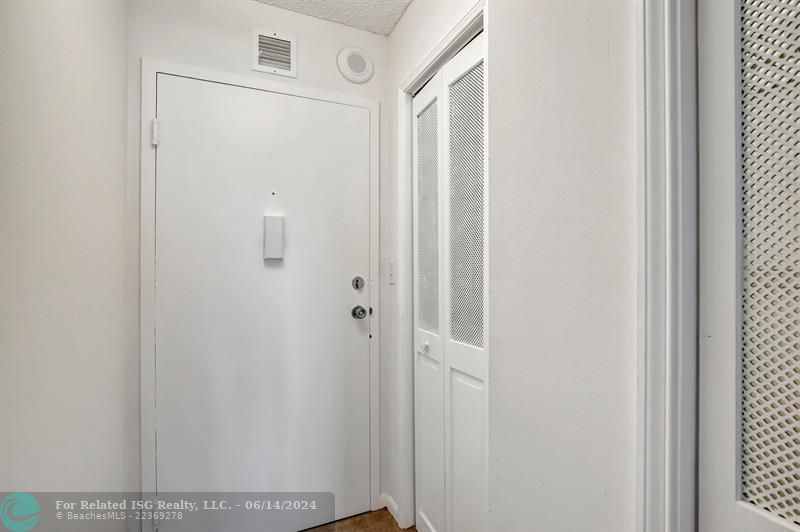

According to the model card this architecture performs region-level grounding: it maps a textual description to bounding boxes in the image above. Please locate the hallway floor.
[308,509,415,532]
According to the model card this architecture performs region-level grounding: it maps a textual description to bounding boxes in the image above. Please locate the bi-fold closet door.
[412,33,487,532]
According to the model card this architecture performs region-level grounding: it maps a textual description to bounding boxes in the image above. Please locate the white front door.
[699,0,799,530]
[150,73,373,528]
[413,33,488,532]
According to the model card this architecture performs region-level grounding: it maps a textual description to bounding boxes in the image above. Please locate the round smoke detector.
[337,47,374,84]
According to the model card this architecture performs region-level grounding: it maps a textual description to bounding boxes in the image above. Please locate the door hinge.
[151,118,160,147]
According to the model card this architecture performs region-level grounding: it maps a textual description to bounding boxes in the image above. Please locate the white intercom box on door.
[263,215,284,260]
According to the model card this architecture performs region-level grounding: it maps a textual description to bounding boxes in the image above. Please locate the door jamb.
[393,1,484,528]
[138,58,382,514]
[637,1,698,531]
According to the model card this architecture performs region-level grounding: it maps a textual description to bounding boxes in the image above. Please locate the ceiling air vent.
[252,30,296,78]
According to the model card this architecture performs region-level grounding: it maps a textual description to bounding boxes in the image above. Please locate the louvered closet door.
[413,33,487,532]
[699,1,799,531]
[413,71,446,532]
[440,33,488,532]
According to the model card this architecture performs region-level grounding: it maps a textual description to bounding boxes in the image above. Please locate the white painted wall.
[127,0,387,101]
[487,1,639,530]
[0,0,135,501]
[381,0,481,527]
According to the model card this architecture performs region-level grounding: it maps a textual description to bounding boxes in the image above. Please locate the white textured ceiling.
[255,0,412,36]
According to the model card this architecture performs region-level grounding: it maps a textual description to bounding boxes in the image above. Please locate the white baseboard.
[380,491,414,529]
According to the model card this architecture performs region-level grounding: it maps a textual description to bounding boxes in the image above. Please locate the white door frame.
[394,1,485,529]
[138,58,381,510]
[637,1,698,531]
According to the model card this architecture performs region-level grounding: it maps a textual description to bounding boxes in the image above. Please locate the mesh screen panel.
[740,0,800,524]
[448,62,485,348]
[417,101,440,333]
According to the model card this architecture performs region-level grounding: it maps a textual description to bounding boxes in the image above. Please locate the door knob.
[351,305,368,320]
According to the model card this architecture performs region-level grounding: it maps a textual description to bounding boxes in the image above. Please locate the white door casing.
[413,33,488,532]
[139,62,380,531]
[699,0,799,530]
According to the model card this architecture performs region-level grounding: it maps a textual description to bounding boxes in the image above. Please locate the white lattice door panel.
[413,72,446,532]
[441,34,488,532]
[699,1,800,531]
[413,33,487,532]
